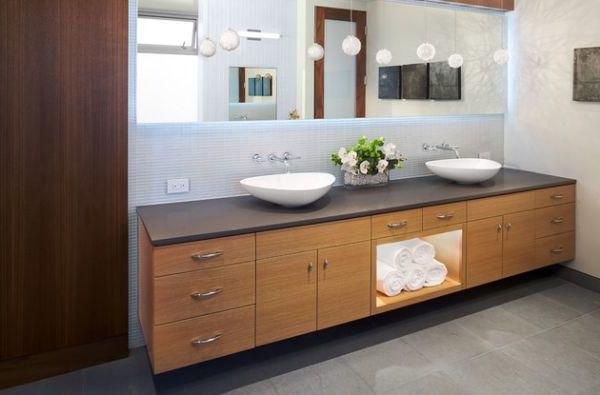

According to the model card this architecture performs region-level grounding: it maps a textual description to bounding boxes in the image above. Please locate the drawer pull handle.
[551,217,565,225]
[550,247,564,254]
[191,288,223,300]
[387,220,408,229]
[191,251,224,261]
[308,262,314,272]
[323,259,330,269]
[191,333,222,346]
[436,213,455,220]
[551,194,565,200]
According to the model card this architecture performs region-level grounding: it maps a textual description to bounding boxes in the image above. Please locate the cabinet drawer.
[256,218,370,259]
[535,204,575,239]
[154,262,255,325]
[152,305,255,374]
[535,185,576,208]
[372,208,423,239]
[423,202,466,231]
[535,232,575,267]
[153,234,255,277]
[467,192,535,221]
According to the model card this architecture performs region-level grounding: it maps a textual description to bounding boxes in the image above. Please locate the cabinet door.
[502,211,537,277]
[317,241,371,330]
[256,251,317,346]
[467,217,503,288]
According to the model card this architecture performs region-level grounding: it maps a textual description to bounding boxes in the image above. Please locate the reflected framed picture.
[429,62,461,101]
[574,47,600,102]
[401,64,429,100]
[378,66,401,99]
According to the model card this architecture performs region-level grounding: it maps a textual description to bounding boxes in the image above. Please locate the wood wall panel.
[0,0,128,388]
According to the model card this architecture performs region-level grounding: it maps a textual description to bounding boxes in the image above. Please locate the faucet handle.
[252,154,266,163]
[282,152,301,160]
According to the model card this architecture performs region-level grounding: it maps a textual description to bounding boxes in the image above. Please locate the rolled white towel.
[423,259,448,287]
[401,239,436,265]
[404,264,427,291]
[376,262,406,297]
[377,243,413,270]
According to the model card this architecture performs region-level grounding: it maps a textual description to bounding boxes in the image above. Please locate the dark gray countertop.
[137,169,576,246]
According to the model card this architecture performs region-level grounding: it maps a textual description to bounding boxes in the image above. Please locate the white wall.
[505,0,600,278]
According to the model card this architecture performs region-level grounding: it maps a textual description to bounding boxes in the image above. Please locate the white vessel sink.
[426,158,502,184]
[241,172,336,207]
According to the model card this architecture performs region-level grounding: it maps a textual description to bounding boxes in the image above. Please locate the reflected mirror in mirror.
[229,67,277,121]
[136,0,506,124]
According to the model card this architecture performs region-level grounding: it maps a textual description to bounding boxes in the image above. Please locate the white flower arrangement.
[331,136,405,176]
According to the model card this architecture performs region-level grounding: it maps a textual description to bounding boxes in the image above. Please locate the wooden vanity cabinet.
[466,216,504,287]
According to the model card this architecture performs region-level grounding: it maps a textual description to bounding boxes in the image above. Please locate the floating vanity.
[137,169,576,374]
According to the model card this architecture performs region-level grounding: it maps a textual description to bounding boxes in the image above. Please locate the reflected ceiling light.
[342,35,362,56]
[376,49,393,66]
[307,43,325,61]
[448,53,464,69]
[219,28,240,51]
[493,48,510,65]
[417,43,436,61]
[238,30,281,40]
[199,38,217,57]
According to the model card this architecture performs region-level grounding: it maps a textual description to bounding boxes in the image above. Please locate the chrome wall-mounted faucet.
[252,152,301,173]
[423,143,461,159]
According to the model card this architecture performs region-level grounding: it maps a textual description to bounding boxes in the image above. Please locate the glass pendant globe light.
[307,43,325,61]
[494,16,509,65]
[219,0,240,51]
[417,8,436,61]
[376,49,393,66]
[199,0,216,57]
[342,0,362,56]
[448,12,463,69]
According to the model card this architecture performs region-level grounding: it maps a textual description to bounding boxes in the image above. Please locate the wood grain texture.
[0,0,127,383]
[535,232,576,268]
[314,7,366,119]
[153,233,255,277]
[154,262,255,325]
[151,306,255,374]
[435,0,513,11]
[256,251,318,346]
[422,202,466,231]
[467,192,535,221]
[466,217,503,288]
[317,242,371,330]
[256,217,370,259]
[372,209,423,239]
[535,185,576,208]
[535,203,576,239]
[138,223,155,361]
[502,211,537,278]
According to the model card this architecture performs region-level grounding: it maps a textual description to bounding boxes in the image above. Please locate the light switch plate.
[167,178,190,194]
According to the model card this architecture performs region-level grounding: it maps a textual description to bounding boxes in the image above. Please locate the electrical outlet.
[167,178,190,194]
[478,152,491,160]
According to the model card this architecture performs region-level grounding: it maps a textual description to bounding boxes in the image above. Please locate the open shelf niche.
[372,224,465,315]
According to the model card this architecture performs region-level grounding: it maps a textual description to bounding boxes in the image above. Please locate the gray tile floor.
[4,272,600,395]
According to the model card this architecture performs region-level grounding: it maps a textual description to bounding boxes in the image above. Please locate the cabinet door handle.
[551,194,564,200]
[436,213,455,220]
[550,247,564,254]
[191,333,222,346]
[387,220,408,229]
[191,251,224,261]
[191,288,223,300]
[551,217,565,225]
[497,224,503,233]
[506,223,512,231]
[308,262,314,272]
[323,259,330,269]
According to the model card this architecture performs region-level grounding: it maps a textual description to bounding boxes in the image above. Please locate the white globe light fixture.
[219,28,240,51]
[448,53,464,69]
[307,43,325,61]
[493,48,510,65]
[342,35,362,56]
[417,42,436,61]
[376,49,393,66]
[199,38,217,57]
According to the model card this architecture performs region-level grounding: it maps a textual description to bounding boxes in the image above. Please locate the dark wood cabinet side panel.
[0,0,128,374]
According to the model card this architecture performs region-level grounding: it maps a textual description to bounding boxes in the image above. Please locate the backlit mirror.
[136,0,506,123]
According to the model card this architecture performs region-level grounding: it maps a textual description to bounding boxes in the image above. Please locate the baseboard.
[555,265,600,293]
[0,335,129,390]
